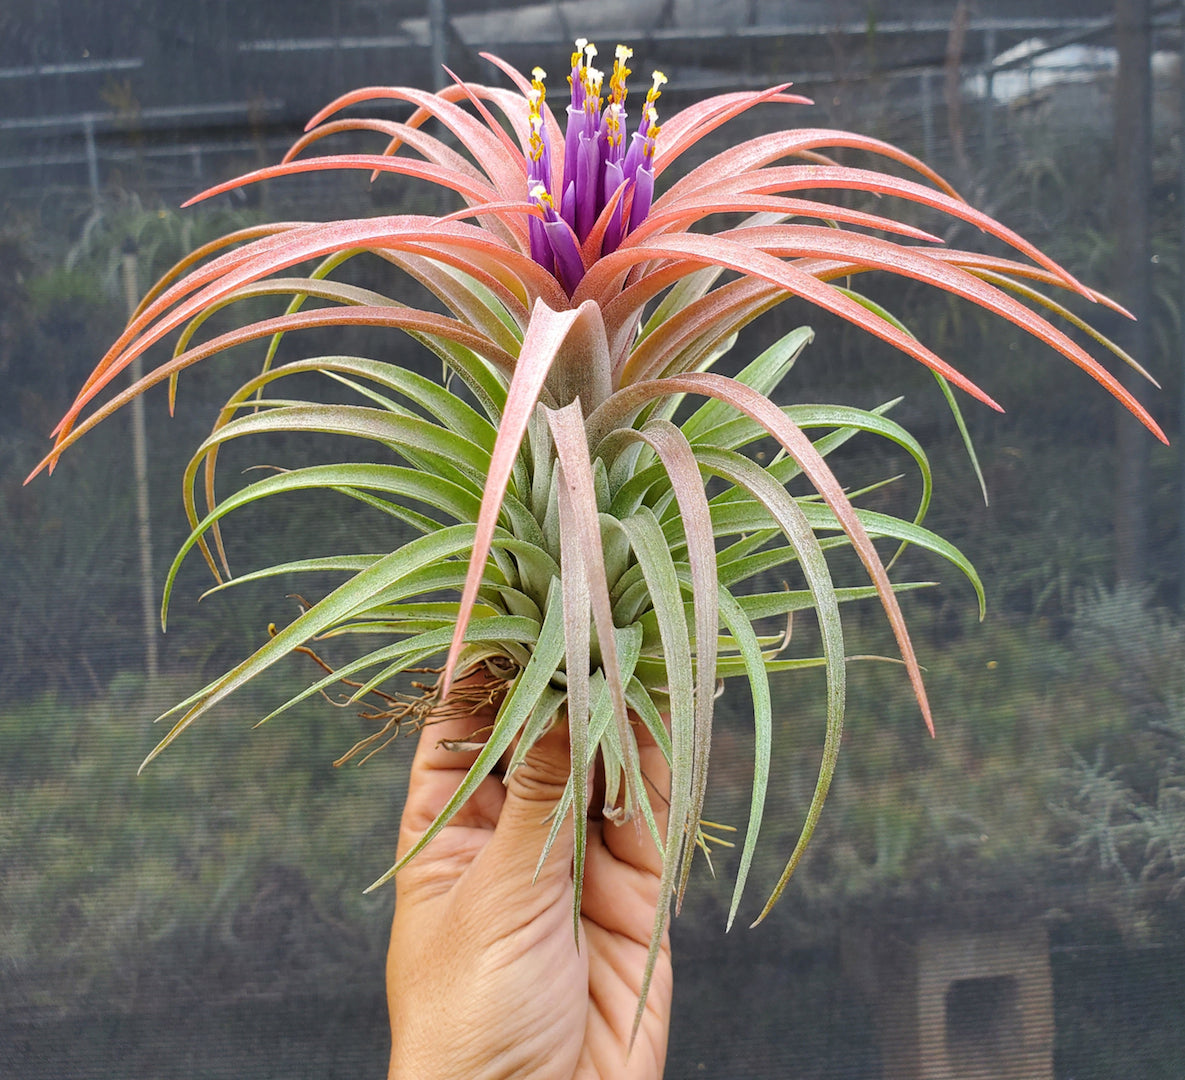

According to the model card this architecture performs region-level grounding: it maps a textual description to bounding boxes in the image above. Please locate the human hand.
[386,677,672,1080]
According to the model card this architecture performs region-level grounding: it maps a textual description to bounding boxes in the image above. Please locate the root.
[271,625,514,767]
[334,662,512,767]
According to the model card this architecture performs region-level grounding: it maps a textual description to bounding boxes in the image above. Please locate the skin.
[386,678,673,1080]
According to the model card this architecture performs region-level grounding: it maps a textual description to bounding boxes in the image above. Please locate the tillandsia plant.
[34,40,1164,1023]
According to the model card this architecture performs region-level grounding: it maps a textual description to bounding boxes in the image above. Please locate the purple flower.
[528,42,663,294]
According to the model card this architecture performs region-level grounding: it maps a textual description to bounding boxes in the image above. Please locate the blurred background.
[2,1,1183,1076]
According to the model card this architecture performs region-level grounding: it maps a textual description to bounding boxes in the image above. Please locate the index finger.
[399,669,508,841]
[600,717,672,876]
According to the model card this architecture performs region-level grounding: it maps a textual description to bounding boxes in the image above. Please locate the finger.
[408,671,505,775]
[601,723,671,876]
[483,720,575,885]
[399,673,506,841]
[578,731,671,944]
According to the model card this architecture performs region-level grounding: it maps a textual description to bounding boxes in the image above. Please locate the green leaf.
[140,524,484,770]
[834,285,987,508]
[679,326,814,442]
[611,507,695,1034]
[716,586,772,930]
[692,447,846,927]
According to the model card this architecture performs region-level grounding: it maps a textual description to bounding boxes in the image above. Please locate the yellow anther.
[529,68,547,109]
[529,183,554,209]
[608,45,631,106]
[582,63,604,111]
[647,70,668,104]
[605,105,622,147]
[644,119,660,159]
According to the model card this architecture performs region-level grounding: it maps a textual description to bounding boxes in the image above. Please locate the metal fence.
[3,3,1179,207]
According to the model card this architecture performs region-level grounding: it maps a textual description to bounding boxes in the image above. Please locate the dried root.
[270,624,514,767]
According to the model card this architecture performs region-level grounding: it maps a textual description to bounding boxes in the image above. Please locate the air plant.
[33,40,1164,1024]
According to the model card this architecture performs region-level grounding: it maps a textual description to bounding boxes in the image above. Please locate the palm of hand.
[386,698,672,1080]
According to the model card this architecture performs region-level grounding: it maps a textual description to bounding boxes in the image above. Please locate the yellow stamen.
[644,110,660,160]
[528,114,545,162]
[646,70,668,107]
[584,64,604,112]
[530,67,546,106]
[605,105,622,148]
[526,79,546,162]
[609,44,632,107]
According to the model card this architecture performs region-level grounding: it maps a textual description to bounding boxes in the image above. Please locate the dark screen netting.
[3,2,1184,1077]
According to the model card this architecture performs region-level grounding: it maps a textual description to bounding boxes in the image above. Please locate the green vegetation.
[6,584,1184,1017]
[1,671,400,1014]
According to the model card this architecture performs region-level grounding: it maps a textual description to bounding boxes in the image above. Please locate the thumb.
[486,721,575,883]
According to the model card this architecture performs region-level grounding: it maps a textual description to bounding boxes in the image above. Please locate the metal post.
[1113,0,1152,586]
[83,115,99,204]
[921,69,934,162]
[551,0,572,43]
[428,0,447,91]
[121,249,159,680]
[983,26,997,170]
[1180,0,1185,607]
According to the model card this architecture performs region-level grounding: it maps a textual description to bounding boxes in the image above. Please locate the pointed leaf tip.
[441,300,608,700]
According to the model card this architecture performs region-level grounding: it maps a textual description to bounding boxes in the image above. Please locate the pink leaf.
[658,127,961,207]
[546,401,639,814]
[574,232,1003,412]
[440,300,609,700]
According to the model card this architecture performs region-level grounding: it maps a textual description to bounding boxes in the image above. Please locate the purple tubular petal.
[600,163,627,256]
[528,215,554,272]
[628,166,655,233]
[570,60,585,112]
[576,135,599,242]
[622,131,646,185]
[544,217,585,295]
[538,140,553,196]
[601,189,627,257]
[564,105,582,200]
[602,159,624,216]
[560,180,577,232]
